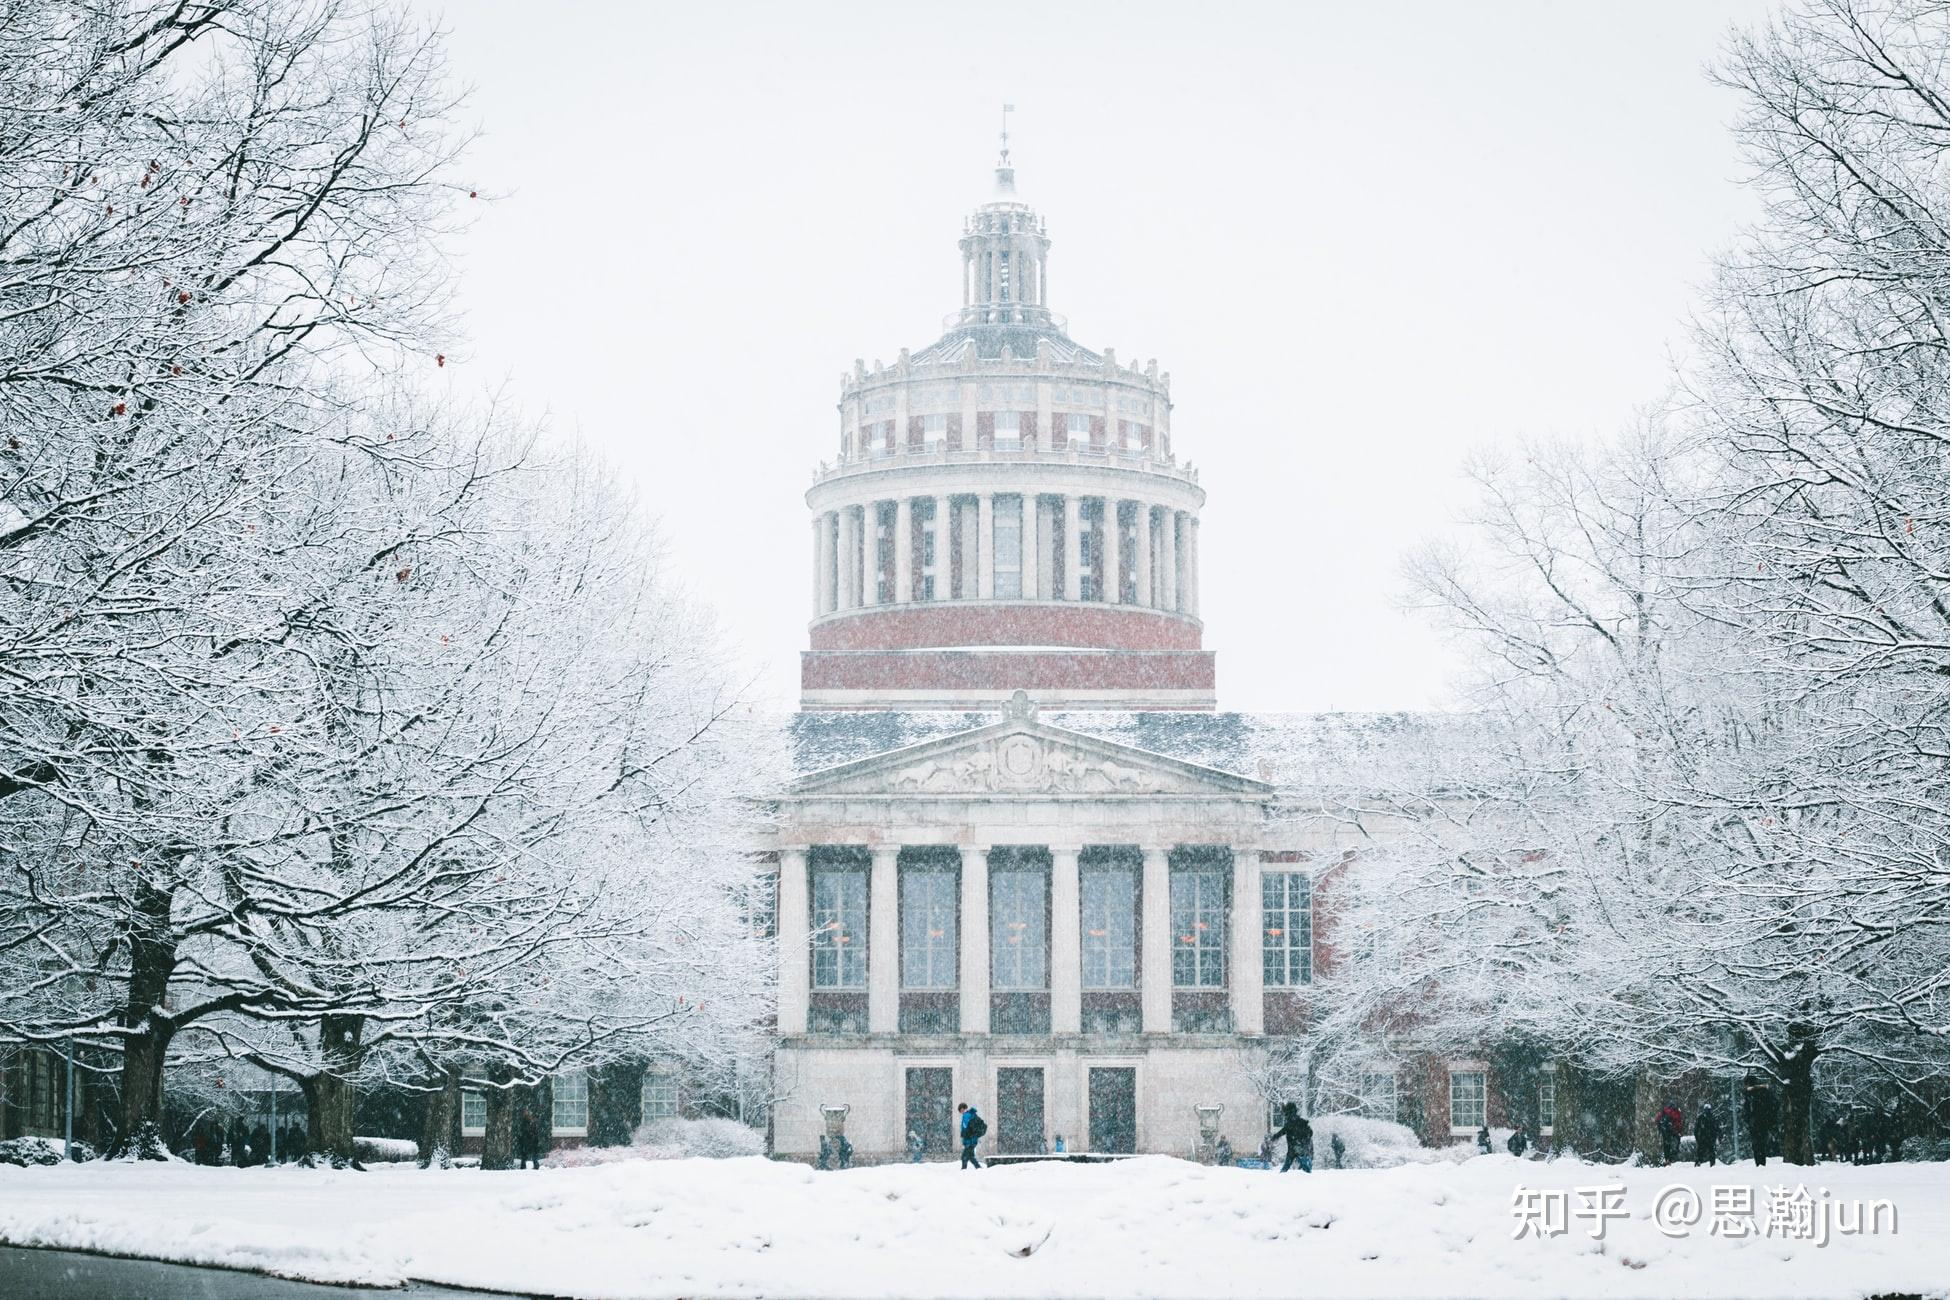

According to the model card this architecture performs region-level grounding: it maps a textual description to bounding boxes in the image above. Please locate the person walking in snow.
[1331,1132,1347,1168]
[1271,1102,1313,1172]
[1507,1125,1529,1158]
[227,1116,250,1166]
[957,1102,986,1169]
[1694,1103,1720,1167]
[1215,1135,1234,1166]
[1476,1124,1492,1155]
[1740,1074,1777,1167]
[1656,1102,1684,1166]
[514,1105,542,1170]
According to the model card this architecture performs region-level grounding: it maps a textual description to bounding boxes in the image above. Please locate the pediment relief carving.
[886,734,1167,795]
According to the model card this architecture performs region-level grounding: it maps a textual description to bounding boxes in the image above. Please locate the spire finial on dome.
[994,103,1017,196]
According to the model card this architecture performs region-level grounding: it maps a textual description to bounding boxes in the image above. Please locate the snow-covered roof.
[783,709,1479,798]
[907,323,1102,366]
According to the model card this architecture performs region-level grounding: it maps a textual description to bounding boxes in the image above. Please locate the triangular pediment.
[790,701,1271,801]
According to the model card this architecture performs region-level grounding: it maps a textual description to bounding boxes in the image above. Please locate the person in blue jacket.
[957,1102,986,1169]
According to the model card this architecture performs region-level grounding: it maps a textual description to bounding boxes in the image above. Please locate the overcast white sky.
[429,0,1774,715]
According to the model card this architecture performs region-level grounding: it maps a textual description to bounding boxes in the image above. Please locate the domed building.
[766,141,1527,1164]
[802,152,1212,711]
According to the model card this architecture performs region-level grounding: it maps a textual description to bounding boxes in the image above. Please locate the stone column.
[1141,847,1171,1034]
[894,498,913,604]
[1133,504,1152,608]
[862,503,882,607]
[869,846,899,1034]
[1050,847,1081,1034]
[1177,514,1193,619]
[837,507,858,610]
[1230,849,1263,1035]
[1160,510,1179,613]
[959,500,978,600]
[1020,494,1040,600]
[933,495,952,600]
[776,849,809,1035]
[823,512,841,614]
[1103,499,1122,604]
[810,516,824,618]
[959,847,990,1034]
[1063,494,1082,601]
[977,493,995,599]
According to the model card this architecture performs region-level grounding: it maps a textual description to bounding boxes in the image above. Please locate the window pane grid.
[1080,867,1136,989]
[1261,871,1312,986]
[552,1072,588,1130]
[901,869,957,990]
[1170,868,1227,988]
[1450,1070,1486,1130]
[991,867,1048,990]
[811,869,867,988]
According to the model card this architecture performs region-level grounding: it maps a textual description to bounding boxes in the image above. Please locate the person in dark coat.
[282,1122,308,1164]
[1476,1124,1492,1155]
[1507,1125,1529,1158]
[1694,1103,1720,1167]
[513,1105,543,1170]
[815,1134,831,1170]
[250,1122,272,1167]
[1331,1132,1347,1168]
[191,1120,214,1166]
[1740,1074,1777,1167]
[1656,1103,1683,1165]
[957,1102,985,1169]
[227,1117,250,1166]
[1271,1102,1313,1172]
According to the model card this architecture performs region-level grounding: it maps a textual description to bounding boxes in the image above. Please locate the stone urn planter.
[1195,1104,1224,1164]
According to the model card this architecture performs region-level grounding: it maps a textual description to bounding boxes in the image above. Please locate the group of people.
[1818,1106,1905,1164]
[187,1116,307,1166]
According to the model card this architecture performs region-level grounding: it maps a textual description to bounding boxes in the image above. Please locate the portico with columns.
[771,694,1287,1161]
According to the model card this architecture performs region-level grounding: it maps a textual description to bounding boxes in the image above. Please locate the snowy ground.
[1,1154,1945,1299]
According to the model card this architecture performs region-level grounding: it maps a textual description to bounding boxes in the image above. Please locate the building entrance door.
[905,1067,954,1157]
[1088,1067,1137,1153]
[995,1067,1046,1154]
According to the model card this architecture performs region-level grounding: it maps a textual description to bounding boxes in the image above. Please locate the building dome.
[803,151,1213,711]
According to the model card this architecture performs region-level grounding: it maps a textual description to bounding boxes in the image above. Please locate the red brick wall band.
[801,649,1215,691]
[809,603,1203,651]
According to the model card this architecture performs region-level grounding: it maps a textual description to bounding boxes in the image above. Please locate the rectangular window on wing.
[552,1071,589,1133]
[1449,1069,1486,1131]
[1080,864,1136,989]
[990,864,1048,990]
[1170,866,1228,988]
[1261,872,1313,986]
[811,866,868,989]
[901,865,958,990]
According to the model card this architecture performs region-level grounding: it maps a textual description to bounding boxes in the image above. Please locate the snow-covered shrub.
[1307,1115,1451,1169]
[633,1116,763,1159]
[354,1136,419,1164]
[548,1116,765,1167]
[0,1136,94,1166]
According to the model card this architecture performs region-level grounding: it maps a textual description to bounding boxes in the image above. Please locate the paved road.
[0,1246,532,1299]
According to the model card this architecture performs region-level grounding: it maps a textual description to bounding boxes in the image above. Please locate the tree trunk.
[1633,1070,1663,1165]
[420,1064,460,1167]
[111,873,177,1158]
[481,1063,514,1170]
[1780,1044,1818,1166]
[309,1014,365,1168]
[1553,1059,1581,1157]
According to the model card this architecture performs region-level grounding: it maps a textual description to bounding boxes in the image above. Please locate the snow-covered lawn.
[1,1154,1945,1298]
